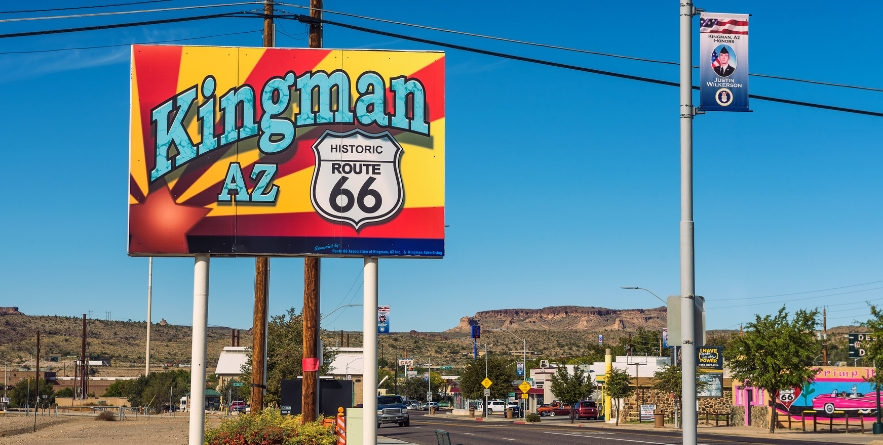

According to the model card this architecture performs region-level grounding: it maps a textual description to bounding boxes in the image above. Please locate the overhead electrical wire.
[0,12,251,38]
[713,280,883,302]
[706,286,883,310]
[1,10,880,118]
[285,14,883,118]
[0,0,171,15]
[0,2,259,23]
[275,3,883,94]
[0,29,261,54]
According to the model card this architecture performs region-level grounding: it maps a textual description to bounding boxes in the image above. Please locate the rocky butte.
[447,305,666,332]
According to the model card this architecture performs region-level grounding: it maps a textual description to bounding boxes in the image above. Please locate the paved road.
[378,412,868,445]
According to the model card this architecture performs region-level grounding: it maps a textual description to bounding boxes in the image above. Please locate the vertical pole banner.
[377,306,390,334]
[699,13,750,112]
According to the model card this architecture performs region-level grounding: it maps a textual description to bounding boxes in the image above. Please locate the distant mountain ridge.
[448,305,667,332]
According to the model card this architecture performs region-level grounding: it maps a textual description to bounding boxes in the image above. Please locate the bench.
[435,429,462,445]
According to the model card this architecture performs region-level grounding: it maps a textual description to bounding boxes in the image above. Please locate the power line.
[0,12,252,38]
[0,0,171,15]
[276,3,883,94]
[0,2,259,23]
[707,286,883,310]
[287,15,883,118]
[0,29,261,55]
[714,280,883,302]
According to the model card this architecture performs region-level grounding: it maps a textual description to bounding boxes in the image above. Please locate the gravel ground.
[0,412,224,445]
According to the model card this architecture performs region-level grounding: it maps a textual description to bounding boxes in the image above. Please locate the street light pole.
[620,287,667,305]
[490,328,528,418]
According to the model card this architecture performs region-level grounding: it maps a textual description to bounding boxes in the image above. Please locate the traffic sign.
[481,377,493,388]
[427,392,433,401]
[518,381,531,393]
[232,382,243,387]
[483,388,491,397]
[521,393,528,399]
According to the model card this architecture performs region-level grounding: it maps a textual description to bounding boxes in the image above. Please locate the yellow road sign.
[481,377,493,388]
[521,393,529,399]
[518,381,531,393]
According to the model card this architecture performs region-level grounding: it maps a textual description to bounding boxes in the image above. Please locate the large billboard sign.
[699,13,749,112]
[128,45,445,257]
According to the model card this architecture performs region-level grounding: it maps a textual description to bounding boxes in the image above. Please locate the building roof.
[215,346,249,376]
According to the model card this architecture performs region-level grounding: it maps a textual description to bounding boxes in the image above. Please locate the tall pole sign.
[128,42,446,444]
[699,13,750,111]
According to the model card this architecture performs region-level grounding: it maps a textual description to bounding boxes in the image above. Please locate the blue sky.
[0,1,880,335]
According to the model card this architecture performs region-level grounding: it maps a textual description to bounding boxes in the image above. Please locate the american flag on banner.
[700,17,748,35]
[711,49,720,70]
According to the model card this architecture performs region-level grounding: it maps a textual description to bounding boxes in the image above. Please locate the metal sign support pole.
[146,257,152,376]
[680,2,699,445]
[188,255,209,445]
[363,257,378,445]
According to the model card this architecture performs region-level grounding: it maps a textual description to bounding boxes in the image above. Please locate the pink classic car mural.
[812,387,878,414]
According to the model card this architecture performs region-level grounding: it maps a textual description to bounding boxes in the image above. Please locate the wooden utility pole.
[301,0,323,424]
[252,257,269,412]
[249,0,275,415]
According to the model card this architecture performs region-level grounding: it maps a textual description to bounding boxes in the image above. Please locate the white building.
[326,347,365,404]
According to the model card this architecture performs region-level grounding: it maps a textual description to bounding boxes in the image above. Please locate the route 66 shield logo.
[311,129,405,230]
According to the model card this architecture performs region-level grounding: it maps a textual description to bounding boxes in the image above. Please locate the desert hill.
[448,305,667,332]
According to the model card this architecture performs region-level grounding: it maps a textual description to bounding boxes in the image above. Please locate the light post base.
[873,422,883,434]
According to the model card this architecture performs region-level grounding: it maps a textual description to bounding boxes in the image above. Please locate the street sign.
[849,333,875,358]
[483,388,491,397]
[521,393,528,399]
[481,377,493,389]
[518,381,531,393]
[427,392,433,400]
[232,382,243,387]
[440,365,453,370]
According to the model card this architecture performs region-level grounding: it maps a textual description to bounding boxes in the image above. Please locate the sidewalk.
[378,435,419,445]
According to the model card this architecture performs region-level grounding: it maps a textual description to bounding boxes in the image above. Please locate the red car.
[574,400,599,420]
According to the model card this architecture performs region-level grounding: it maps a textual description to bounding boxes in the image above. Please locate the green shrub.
[525,412,541,423]
[205,410,335,445]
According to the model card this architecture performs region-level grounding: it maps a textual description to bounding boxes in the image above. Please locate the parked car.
[482,400,507,414]
[230,401,246,413]
[377,395,410,427]
[574,400,599,420]
[420,402,439,411]
[406,401,421,410]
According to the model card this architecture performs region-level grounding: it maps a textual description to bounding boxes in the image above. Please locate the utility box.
[667,295,705,347]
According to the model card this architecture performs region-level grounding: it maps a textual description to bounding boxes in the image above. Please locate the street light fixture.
[321,304,363,321]
[620,286,667,305]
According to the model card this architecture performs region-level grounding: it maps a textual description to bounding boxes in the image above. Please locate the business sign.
[849,333,875,358]
[128,45,445,257]
[699,13,749,112]
[640,404,656,421]
[697,346,723,370]
[378,306,390,334]
[406,370,417,378]
[398,358,414,367]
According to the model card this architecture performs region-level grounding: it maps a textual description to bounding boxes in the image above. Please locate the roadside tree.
[240,307,336,407]
[860,304,883,397]
[605,368,633,426]
[651,364,708,423]
[458,354,517,402]
[727,306,820,433]
[10,378,55,408]
[548,365,595,423]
